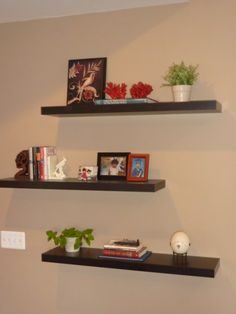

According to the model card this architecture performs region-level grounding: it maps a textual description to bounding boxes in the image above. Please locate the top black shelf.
[41,100,221,117]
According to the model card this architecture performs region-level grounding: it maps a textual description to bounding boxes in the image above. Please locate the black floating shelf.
[42,247,220,278]
[0,178,165,192]
[41,100,221,117]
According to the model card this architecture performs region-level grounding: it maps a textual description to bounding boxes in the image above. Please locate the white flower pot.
[172,85,192,102]
[65,237,80,253]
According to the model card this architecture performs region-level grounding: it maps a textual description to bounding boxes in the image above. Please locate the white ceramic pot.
[172,85,192,102]
[65,237,80,253]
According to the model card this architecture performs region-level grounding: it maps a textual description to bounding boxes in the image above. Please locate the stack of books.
[29,146,57,180]
[100,239,151,262]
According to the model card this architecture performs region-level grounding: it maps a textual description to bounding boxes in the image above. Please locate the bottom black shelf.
[0,178,165,192]
[42,247,220,278]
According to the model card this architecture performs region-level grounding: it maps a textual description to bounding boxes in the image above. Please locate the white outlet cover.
[1,231,26,250]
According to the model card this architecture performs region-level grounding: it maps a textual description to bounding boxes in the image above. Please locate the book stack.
[29,146,57,180]
[100,239,151,262]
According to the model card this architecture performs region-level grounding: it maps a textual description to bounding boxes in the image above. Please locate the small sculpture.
[170,231,191,255]
[54,158,67,179]
[15,150,29,179]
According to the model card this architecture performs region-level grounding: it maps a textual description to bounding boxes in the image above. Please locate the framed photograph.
[78,166,98,182]
[127,154,150,182]
[67,57,107,105]
[97,152,130,181]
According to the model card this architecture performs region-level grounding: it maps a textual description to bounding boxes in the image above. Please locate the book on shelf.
[103,239,143,251]
[94,98,157,105]
[29,146,57,180]
[103,246,147,258]
[98,251,152,262]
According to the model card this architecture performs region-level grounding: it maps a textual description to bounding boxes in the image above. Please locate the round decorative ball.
[170,231,191,255]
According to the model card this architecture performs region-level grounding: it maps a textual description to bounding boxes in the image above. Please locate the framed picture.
[97,152,130,181]
[127,154,150,182]
[67,57,107,105]
[78,166,98,182]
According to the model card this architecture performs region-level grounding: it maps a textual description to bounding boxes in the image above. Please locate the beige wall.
[0,0,236,313]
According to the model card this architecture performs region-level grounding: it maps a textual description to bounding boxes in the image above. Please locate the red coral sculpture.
[130,82,153,99]
[104,82,127,99]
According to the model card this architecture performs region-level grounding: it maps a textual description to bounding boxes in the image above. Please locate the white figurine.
[54,158,67,179]
[170,231,191,255]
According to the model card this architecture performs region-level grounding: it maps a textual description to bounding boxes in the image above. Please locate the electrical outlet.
[1,231,26,250]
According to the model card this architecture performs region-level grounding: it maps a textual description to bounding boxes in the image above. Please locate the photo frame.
[127,154,150,182]
[78,166,98,182]
[97,152,130,181]
[67,57,107,105]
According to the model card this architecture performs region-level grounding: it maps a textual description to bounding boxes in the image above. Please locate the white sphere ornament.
[170,231,191,255]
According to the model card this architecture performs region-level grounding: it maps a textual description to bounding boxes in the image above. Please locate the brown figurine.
[15,150,29,179]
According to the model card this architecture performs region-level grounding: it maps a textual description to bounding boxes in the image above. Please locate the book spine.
[47,147,57,179]
[28,147,34,180]
[32,147,38,180]
[36,147,41,180]
[39,147,45,180]
[103,249,142,258]
[43,147,48,180]
[103,244,142,251]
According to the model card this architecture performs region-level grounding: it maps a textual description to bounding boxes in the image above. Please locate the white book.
[43,147,57,179]
[28,147,34,180]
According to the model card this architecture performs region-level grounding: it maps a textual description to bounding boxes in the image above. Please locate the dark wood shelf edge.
[0,178,166,192]
[41,247,220,278]
[41,100,222,117]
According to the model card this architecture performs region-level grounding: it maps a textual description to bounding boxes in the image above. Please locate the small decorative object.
[54,158,67,179]
[130,82,153,99]
[46,227,94,253]
[127,154,150,182]
[170,231,191,255]
[97,152,130,180]
[78,166,98,181]
[162,61,199,102]
[14,150,30,179]
[104,82,127,99]
[67,57,107,105]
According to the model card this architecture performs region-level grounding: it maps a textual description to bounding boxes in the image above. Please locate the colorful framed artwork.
[97,152,130,181]
[127,154,150,182]
[67,57,107,105]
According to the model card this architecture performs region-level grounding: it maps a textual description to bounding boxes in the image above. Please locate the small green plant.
[46,227,94,250]
[163,61,199,86]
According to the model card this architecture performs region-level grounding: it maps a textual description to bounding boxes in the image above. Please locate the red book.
[39,147,45,180]
[103,247,147,258]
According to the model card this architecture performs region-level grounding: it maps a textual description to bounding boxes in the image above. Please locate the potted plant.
[46,227,94,253]
[162,61,199,102]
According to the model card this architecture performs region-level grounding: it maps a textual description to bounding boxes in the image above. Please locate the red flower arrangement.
[104,82,127,99]
[130,82,153,99]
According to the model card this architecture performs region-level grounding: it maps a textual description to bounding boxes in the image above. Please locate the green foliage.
[163,61,199,86]
[46,227,94,250]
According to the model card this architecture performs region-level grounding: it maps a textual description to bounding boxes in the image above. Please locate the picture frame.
[97,152,130,181]
[78,166,98,182]
[67,57,107,105]
[127,154,150,182]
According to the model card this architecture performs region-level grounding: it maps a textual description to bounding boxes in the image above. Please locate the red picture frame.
[127,154,150,182]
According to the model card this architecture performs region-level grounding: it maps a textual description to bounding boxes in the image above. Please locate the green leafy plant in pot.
[46,227,94,253]
[162,61,199,102]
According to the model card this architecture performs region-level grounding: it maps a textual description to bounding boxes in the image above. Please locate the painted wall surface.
[0,0,236,313]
